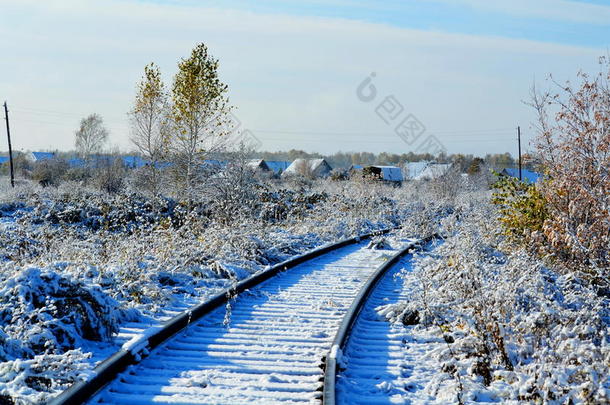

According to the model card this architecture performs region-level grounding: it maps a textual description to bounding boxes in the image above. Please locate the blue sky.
[1,0,609,156]
[194,0,610,47]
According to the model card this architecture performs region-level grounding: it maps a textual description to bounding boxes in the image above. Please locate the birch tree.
[171,43,231,199]
[130,62,168,199]
[75,113,108,159]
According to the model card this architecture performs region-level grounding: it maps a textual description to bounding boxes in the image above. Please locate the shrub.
[94,158,126,194]
[491,173,548,248]
[0,268,121,359]
[529,58,610,274]
[62,167,91,184]
[31,159,69,187]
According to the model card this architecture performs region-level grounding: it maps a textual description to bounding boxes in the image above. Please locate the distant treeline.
[0,150,537,172]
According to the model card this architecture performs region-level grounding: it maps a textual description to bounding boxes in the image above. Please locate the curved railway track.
[323,237,437,405]
[51,232,432,405]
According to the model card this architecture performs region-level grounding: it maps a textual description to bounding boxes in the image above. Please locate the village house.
[283,158,332,179]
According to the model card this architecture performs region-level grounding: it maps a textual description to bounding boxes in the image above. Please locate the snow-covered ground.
[0,179,414,403]
[1,172,607,404]
[383,193,610,403]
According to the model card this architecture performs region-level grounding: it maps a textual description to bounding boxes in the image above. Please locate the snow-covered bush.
[202,159,262,225]
[529,59,610,274]
[30,159,69,187]
[0,350,94,404]
[405,193,610,403]
[0,268,122,360]
[0,265,126,402]
[94,158,127,194]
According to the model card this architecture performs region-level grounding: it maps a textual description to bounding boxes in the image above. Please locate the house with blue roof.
[67,157,85,168]
[64,154,174,170]
[0,156,9,165]
[122,155,148,169]
[501,168,541,183]
[246,159,270,172]
[27,151,56,162]
[350,165,403,183]
[265,161,291,175]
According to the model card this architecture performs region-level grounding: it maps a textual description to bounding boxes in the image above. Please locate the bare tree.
[294,159,315,179]
[75,113,108,159]
[205,143,259,224]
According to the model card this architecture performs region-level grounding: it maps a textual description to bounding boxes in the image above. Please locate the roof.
[414,163,452,180]
[246,159,270,171]
[206,159,224,166]
[310,158,331,170]
[501,168,540,183]
[265,161,291,174]
[122,155,148,168]
[67,155,136,168]
[154,161,173,169]
[405,161,430,179]
[372,165,403,182]
[67,157,85,168]
[0,156,8,164]
[283,158,332,177]
[30,151,55,161]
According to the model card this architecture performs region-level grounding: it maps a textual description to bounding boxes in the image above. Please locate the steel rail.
[322,234,437,405]
[50,228,391,405]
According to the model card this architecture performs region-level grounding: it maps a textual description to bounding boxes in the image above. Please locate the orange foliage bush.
[529,58,610,277]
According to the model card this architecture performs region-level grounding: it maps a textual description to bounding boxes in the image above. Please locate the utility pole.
[517,126,522,181]
[3,101,15,188]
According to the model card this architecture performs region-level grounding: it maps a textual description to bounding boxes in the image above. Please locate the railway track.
[52,232,431,405]
[323,237,438,405]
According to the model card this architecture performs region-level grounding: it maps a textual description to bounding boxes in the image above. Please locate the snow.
[396,192,610,403]
[283,158,332,178]
[413,163,453,180]
[0,171,606,403]
[337,187,609,404]
[121,326,163,355]
[0,178,404,402]
[90,241,406,404]
[329,344,342,362]
[336,242,461,404]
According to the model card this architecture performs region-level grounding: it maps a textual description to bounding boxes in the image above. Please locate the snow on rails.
[51,231,437,404]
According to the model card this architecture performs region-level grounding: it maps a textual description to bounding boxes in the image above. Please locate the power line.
[256,137,515,144]
[12,106,86,117]
[10,104,525,148]
[251,128,514,137]
[11,106,128,125]
[11,104,516,137]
